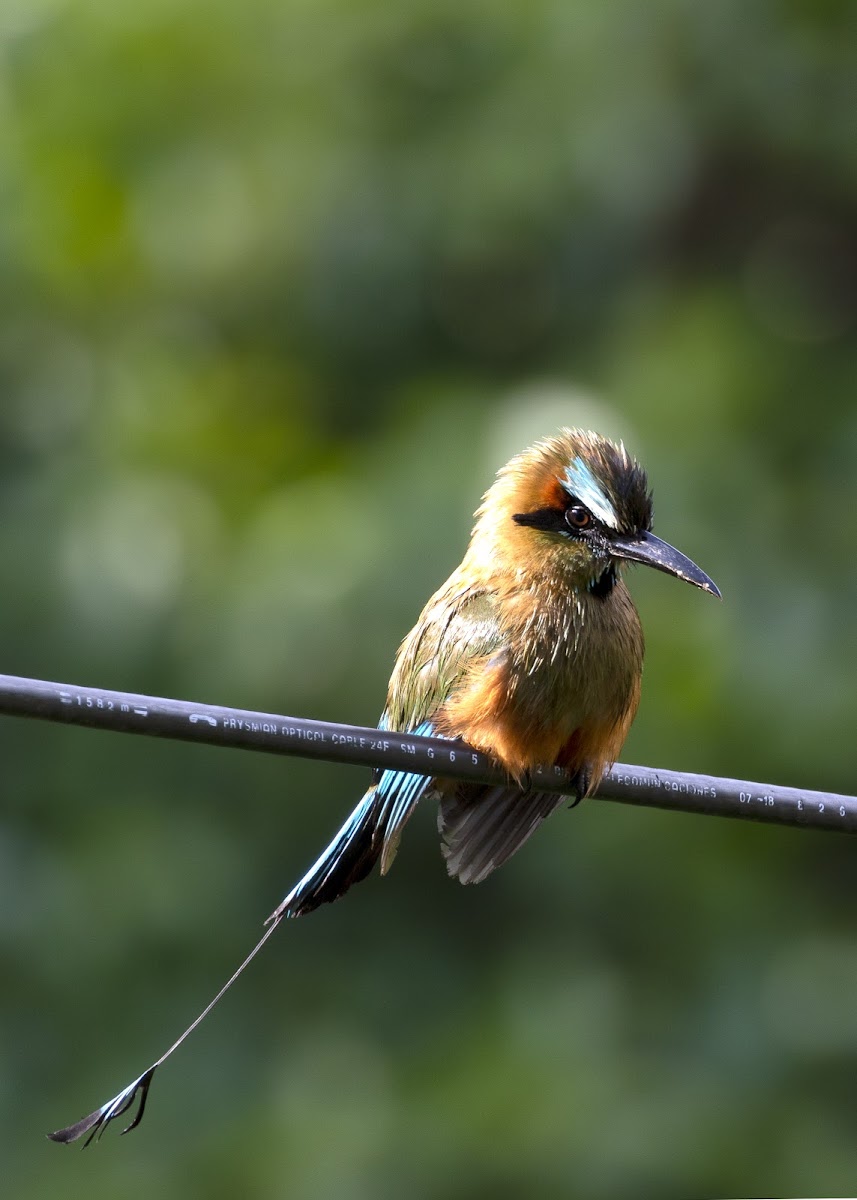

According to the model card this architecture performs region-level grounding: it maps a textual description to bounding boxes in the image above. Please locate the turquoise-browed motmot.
[269,427,719,919]
[51,427,719,1144]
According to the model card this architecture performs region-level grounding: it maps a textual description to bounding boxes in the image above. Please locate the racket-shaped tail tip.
[48,1066,156,1147]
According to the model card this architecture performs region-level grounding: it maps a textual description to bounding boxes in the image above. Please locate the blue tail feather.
[268,720,438,920]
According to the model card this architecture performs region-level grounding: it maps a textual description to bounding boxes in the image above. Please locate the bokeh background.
[1,1,856,1196]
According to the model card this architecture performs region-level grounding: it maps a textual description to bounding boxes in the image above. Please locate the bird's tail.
[266,787,386,921]
[267,743,435,921]
[50,732,435,1146]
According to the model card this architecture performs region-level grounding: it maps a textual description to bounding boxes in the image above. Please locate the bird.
[50,427,719,1146]
[269,427,719,920]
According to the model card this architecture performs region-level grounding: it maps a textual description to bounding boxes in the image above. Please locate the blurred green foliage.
[1,0,857,1196]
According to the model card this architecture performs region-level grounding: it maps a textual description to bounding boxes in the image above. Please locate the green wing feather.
[382,583,504,735]
[374,583,504,874]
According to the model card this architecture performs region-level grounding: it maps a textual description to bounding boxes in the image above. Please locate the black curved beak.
[610,531,721,597]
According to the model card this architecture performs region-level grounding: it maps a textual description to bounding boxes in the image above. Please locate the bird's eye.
[565,505,592,530]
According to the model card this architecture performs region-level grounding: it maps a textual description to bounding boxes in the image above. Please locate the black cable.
[0,672,851,834]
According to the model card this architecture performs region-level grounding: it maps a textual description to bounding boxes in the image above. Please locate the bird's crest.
[474,428,653,543]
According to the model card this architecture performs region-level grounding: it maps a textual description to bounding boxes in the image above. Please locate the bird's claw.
[567,766,592,809]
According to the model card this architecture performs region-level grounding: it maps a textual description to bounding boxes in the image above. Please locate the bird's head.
[471,429,720,598]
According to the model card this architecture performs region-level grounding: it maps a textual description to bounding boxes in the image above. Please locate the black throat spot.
[589,563,617,600]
